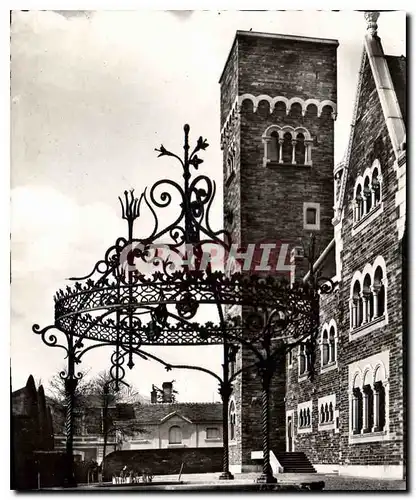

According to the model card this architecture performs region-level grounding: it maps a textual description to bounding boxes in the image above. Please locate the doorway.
[286,411,294,452]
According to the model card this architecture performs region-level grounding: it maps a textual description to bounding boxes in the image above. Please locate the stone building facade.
[220,15,406,480]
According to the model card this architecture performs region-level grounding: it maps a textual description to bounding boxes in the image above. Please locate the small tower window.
[306,208,317,225]
[262,126,312,167]
[303,202,320,230]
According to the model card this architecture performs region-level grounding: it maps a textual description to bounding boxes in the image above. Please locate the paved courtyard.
[71,472,406,491]
[151,472,406,491]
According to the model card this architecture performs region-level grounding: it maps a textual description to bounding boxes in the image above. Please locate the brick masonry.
[334,54,404,469]
[221,32,338,472]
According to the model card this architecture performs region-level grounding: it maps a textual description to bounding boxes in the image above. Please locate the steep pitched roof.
[334,33,406,225]
[386,55,406,124]
[133,402,223,424]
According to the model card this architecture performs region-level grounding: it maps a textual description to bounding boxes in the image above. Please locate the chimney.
[150,385,158,404]
[162,382,173,403]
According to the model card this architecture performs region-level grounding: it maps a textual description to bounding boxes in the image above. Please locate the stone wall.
[337,54,404,470]
[284,52,405,477]
[285,288,341,467]
[103,447,223,479]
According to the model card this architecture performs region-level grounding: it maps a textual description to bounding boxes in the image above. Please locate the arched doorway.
[286,411,294,452]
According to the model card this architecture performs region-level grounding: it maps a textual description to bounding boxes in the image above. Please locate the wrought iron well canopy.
[34,124,333,485]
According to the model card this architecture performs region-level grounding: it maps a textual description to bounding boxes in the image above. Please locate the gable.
[160,411,192,425]
[335,35,406,222]
[342,53,389,211]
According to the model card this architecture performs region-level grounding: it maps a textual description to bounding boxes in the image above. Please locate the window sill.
[349,315,387,341]
[320,362,338,375]
[349,430,389,444]
[352,203,383,235]
[318,421,336,431]
[225,170,235,187]
[167,443,185,448]
[205,437,221,442]
[297,426,312,435]
[298,373,309,382]
[265,160,312,168]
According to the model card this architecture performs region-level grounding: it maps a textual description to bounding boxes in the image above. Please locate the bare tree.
[45,368,146,476]
[92,371,146,471]
[46,366,94,408]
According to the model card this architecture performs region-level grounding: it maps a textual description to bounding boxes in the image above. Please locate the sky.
[10,10,406,402]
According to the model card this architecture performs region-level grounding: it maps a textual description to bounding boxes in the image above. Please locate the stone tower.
[219,31,338,473]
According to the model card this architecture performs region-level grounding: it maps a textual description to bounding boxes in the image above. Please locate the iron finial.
[118,189,143,239]
[364,11,380,36]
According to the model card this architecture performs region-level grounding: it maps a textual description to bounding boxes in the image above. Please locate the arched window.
[349,356,389,439]
[262,126,312,166]
[363,371,374,433]
[374,266,385,317]
[287,349,293,369]
[351,280,362,328]
[322,330,329,366]
[299,344,308,376]
[298,402,312,429]
[295,133,305,165]
[374,367,386,432]
[352,376,363,434]
[226,146,236,180]
[350,258,387,333]
[282,132,293,164]
[269,131,279,162]
[353,160,383,225]
[324,403,329,423]
[355,184,363,222]
[318,395,336,429]
[363,176,372,214]
[229,401,236,441]
[329,403,334,422]
[363,274,373,324]
[329,326,336,364]
[372,168,381,204]
[169,426,182,444]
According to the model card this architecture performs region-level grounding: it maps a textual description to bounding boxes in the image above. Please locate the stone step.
[275,452,317,474]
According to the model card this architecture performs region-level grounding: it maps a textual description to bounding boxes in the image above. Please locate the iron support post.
[218,340,234,480]
[256,374,277,484]
[63,348,78,487]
